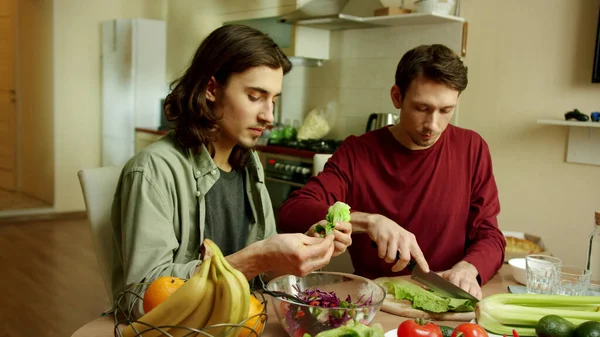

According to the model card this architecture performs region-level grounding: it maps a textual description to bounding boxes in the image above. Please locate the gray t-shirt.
[204,167,251,256]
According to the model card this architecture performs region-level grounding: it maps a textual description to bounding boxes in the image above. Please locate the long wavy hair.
[164,24,292,169]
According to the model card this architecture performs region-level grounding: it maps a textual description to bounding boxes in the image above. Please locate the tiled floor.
[0,189,51,211]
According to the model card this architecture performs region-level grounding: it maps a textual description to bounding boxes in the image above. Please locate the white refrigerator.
[101,18,167,167]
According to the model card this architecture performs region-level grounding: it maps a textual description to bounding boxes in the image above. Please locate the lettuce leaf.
[316,201,351,236]
[383,279,475,313]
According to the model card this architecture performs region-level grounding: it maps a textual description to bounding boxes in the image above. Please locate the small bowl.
[414,0,439,13]
[508,258,527,285]
[265,271,386,337]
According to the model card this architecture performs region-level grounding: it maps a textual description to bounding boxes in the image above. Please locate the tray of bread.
[503,231,548,261]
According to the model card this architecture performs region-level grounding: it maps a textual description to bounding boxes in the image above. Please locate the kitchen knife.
[370,240,479,302]
[407,259,480,303]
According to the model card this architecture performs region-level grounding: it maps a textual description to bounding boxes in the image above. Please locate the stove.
[259,138,343,219]
[267,138,343,154]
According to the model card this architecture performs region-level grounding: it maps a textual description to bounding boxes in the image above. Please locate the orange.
[142,276,185,314]
[239,295,266,337]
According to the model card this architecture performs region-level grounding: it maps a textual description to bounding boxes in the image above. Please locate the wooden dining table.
[71,265,518,337]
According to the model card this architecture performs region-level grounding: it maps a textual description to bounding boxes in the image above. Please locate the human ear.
[206,76,218,102]
[390,85,402,109]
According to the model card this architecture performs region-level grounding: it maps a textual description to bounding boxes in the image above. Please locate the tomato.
[293,328,307,337]
[451,323,489,337]
[397,319,442,337]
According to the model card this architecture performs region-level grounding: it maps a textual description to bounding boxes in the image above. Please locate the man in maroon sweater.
[277,44,505,299]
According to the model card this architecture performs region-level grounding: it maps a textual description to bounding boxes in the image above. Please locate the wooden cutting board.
[374,276,476,322]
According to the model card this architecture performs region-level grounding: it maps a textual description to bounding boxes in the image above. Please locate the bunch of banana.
[119,238,252,337]
[201,238,251,337]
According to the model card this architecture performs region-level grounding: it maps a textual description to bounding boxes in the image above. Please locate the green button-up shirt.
[110,132,276,303]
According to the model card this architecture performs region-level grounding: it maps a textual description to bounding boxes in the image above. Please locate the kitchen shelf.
[537,119,600,166]
[285,12,465,31]
[537,119,600,128]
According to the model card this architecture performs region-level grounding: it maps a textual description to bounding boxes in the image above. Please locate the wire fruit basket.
[111,282,268,337]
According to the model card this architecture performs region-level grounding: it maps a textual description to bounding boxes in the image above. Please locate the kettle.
[366,113,398,132]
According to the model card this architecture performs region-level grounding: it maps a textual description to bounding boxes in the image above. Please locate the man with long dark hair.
[278,44,505,300]
[110,25,352,304]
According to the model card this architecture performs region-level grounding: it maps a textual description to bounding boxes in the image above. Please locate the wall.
[458,0,600,266]
[52,0,166,211]
[283,22,463,139]
[165,1,222,82]
[18,0,54,204]
[165,0,300,82]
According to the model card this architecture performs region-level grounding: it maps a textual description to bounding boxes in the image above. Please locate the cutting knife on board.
[371,241,479,303]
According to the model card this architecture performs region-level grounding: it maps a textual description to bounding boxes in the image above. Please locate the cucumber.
[439,325,455,337]
[536,315,575,337]
[574,321,600,337]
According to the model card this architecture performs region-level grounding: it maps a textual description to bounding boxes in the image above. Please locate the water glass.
[526,255,562,294]
[552,265,591,296]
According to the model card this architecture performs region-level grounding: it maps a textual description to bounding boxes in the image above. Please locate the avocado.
[536,315,575,337]
[573,321,600,337]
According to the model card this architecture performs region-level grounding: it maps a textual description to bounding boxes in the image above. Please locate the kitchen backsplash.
[280,22,463,140]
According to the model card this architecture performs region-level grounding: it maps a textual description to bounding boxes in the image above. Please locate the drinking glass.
[526,255,562,294]
[552,265,591,296]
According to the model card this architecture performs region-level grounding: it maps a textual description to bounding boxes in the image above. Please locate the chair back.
[77,166,122,303]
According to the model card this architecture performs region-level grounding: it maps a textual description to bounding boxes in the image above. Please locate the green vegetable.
[439,325,455,337]
[383,279,475,313]
[316,201,351,237]
[476,294,600,337]
[536,315,575,337]
[308,321,384,337]
[573,321,600,337]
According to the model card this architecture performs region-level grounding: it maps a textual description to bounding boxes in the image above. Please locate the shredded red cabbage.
[293,286,373,308]
[281,286,375,335]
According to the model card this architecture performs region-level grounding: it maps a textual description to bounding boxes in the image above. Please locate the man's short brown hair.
[394,44,468,100]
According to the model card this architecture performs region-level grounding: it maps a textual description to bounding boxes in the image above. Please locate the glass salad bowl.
[264,271,386,337]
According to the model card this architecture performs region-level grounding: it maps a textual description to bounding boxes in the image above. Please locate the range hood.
[278,0,383,30]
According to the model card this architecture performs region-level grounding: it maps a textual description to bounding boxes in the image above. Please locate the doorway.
[0,0,53,214]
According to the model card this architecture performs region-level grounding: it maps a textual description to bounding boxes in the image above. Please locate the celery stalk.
[476,294,600,337]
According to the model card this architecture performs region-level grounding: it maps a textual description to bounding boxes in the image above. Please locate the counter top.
[256,145,317,159]
[70,266,517,337]
[136,128,168,136]
[136,128,319,159]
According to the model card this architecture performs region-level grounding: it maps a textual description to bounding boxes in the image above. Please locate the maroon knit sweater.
[277,125,506,284]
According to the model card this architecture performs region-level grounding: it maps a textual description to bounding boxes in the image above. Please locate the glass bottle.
[586,211,600,292]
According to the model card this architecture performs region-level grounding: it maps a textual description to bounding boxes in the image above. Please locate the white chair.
[313,153,332,176]
[77,166,123,304]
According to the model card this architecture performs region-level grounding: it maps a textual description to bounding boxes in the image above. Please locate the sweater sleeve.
[462,138,506,285]
[277,137,357,233]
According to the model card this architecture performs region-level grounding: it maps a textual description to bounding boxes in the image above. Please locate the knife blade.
[408,259,480,303]
[370,241,479,302]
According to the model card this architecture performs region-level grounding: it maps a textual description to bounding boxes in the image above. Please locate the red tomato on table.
[451,323,489,337]
[397,319,443,337]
